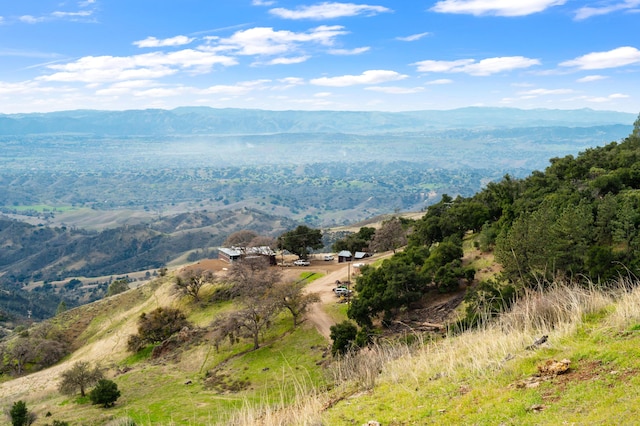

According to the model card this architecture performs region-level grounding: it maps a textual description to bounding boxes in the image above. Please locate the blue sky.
[1,1,639,113]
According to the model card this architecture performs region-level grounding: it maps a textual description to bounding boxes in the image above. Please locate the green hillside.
[1,117,640,425]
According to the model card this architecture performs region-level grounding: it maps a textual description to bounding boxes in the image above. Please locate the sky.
[1,0,640,114]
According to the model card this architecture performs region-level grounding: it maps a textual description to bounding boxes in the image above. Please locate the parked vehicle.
[323,255,334,261]
[333,286,352,297]
[293,259,310,266]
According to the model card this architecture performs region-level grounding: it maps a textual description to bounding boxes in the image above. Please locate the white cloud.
[575,0,640,20]
[577,75,608,83]
[365,86,424,94]
[426,79,454,85]
[51,10,93,18]
[314,92,333,97]
[17,3,96,24]
[19,15,47,24]
[0,48,60,59]
[134,87,189,98]
[0,81,40,95]
[260,56,311,65]
[328,47,370,55]
[252,0,276,5]
[517,88,574,96]
[202,80,271,95]
[38,50,237,83]
[396,32,431,42]
[96,80,158,96]
[560,46,640,69]
[414,56,540,75]
[431,0,566,16]
[310,70,407,87]
[134,36,195,48]
[278,77,305,85]
[212,26,348,56]
[270,2,392,20]
[578,93,630,103]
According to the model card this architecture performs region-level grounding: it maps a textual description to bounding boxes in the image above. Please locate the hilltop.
[0,107,634,136]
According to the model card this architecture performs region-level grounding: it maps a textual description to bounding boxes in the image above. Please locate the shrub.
[330,321,358,356]
[8,400,36,426]
[89,379,121,408]
[127,307,190,352]
[58,361,103,397]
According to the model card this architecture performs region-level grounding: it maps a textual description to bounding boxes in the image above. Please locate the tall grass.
[229,279,640,425]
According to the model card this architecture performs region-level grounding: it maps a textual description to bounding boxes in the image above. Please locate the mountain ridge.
[0,106,635,136]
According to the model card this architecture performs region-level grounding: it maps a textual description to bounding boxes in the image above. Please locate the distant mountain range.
[0,107,635,136]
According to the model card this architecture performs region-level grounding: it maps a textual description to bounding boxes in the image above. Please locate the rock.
[537,358,570,376]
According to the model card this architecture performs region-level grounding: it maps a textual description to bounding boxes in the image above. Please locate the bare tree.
[175,268,214,302]
[369,217,407,253]
[58,361,103,397]
[226,257,281,297]
[223,230,259,247]
[248,235,277,248]
[6,338,34,376]
[272,281,320,327]
[212,293,281,350]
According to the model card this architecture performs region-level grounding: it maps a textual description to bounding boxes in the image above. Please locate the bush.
[89,379,121,408]
[8,400,36,426]
[127,307,190,352]
[330,321,358,356]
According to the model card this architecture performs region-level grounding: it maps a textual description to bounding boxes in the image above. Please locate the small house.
[218,247,242,263]
[354,251,371,260]
[338,250,353,263]
[218,246,277,265]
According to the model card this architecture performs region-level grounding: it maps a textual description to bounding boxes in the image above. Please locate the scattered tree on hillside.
[224,230,277,249]
[106,279,129,297]
[175,268,214,302]
[277,226,323,259]
[8,400,36,426]
[332,227,376,253]
[55,300,68,315]
[127,307,191,352]
[89,379,121,408]
[225,256,281,298]
[368,217,407,253]
[348,258,424,328]
[218,298,281,350]
[223,230,259,247]
[329,321,358,356]
[4,338,34,376]
[58,361,103,397]
[271,281,320,327]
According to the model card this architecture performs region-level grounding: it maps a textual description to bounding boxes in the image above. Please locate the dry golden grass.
[227,279,640,425]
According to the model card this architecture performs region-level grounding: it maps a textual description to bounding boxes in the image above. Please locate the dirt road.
[301,255,391,339]
[303,266,352,339]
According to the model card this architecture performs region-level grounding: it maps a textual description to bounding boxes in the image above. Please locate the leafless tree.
[272,281,320,327]
[369,217,407,253]
[175,268,214,302]
[223,230,259,247]
[226,256,281,297]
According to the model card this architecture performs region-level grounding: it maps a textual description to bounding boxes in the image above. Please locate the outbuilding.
[338,250,353,263]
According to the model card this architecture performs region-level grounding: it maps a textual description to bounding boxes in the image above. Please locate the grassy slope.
[6,247,640,425]
[318,284,640,425]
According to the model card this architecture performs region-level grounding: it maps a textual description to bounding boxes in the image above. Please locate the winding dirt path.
[302,254,392,339]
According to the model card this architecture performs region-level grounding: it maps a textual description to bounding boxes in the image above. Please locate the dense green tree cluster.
[332,226,375,253]
[348,114,640,329]
[277,225,323,259]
